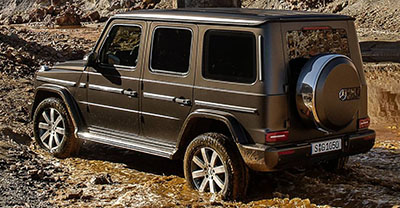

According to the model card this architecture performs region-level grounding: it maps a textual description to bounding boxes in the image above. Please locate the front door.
[141,23,197,142]
[85,21,146,135]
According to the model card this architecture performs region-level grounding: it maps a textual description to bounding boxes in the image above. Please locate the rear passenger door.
[141,23,197,143]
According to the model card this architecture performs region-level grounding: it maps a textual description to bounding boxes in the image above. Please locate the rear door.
[141,23,197,143]
[84,21,146,135]
[282,21,361,142]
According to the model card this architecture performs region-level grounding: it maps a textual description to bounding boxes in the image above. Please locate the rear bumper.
[237,129,375,172]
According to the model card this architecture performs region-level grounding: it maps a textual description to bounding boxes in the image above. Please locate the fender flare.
[173,109,250,158]
[30,84,85,137]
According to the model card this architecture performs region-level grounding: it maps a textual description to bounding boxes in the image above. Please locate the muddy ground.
[0,25,400,207]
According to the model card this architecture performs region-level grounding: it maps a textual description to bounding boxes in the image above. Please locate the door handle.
[122,89,138,98]
[174,97,191,106]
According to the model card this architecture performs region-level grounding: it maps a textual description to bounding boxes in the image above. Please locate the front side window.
[203,30,256,84]
[100,25,142,67]
[151,27,192,74]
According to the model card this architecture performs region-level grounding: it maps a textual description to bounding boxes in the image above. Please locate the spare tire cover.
[296,54,361,131]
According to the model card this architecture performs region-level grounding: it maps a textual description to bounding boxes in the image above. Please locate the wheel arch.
[172,109,250,160]
[30,84,85,137]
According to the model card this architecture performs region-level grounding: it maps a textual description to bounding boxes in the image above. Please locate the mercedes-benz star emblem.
[338,89,347,101]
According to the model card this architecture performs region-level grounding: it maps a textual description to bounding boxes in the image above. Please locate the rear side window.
[203,30,256,84]
[151,27,192,74]
[100,25,142,67]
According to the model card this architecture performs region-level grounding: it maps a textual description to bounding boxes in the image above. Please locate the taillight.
[266,131,289,143]
[358,117,370,129]
[278,150,295,156]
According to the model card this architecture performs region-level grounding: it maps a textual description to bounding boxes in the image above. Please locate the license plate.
[311,139,342,155]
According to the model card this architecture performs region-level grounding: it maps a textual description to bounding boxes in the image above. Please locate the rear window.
[287,28,350,59]
[203,30,256,84]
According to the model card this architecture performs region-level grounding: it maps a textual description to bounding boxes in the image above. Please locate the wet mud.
[1,128,400,207]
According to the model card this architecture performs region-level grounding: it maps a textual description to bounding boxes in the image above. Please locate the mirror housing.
[84,52,97,67]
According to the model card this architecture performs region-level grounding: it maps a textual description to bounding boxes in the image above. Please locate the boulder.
[83,11,100,22]
[55,7,81,26]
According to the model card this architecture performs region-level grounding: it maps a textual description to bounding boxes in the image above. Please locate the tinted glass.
[286,28,350,59]
[100,25,141,67]
[203,30,256,83]
[151,28,192,73]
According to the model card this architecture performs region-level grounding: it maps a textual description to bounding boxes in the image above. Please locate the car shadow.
[77,140,184,177]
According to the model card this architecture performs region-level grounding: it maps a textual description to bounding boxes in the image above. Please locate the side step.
[77,127,176,159]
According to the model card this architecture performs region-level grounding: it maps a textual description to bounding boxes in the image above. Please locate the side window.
[203,30,256,83]
[151,27,192,74]
[100,25,142,67]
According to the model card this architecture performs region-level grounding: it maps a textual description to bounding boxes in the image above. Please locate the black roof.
[114,8,354,26]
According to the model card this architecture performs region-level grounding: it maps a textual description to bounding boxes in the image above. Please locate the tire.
[296,54,361,131]
[33,97,81,158]
[183,133,248,200]
[322,156,349,172]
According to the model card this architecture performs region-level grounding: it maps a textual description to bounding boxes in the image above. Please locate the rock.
[65,190,83,200]
[51,0,67,6]
[55,12,81,26]
[99,16,109,22]
[12,16,24,24]
[91,173,113,185]
[46,5,55,15]
[9,164,17,171]
[109,0,123,10]
[83,11,100,22]
[36,0,51,6]
[29,8,46,22]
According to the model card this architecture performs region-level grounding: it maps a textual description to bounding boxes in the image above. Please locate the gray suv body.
[31,8,375,199]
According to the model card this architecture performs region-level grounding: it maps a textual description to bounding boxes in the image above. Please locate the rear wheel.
[33,97,81,158]
[183,133,248,200]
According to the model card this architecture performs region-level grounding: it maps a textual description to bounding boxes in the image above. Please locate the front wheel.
[183,133,248,200]
[33,97,81,158]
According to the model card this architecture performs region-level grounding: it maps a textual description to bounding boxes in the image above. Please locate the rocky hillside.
[0,0,399,34]
[243,0,400,33]
[0,0,162,26]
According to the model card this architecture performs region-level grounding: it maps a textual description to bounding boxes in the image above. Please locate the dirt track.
[1,124,400,207]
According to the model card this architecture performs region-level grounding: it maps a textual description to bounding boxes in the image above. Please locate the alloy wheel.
[37,107,65,151]
[191,147,227,193]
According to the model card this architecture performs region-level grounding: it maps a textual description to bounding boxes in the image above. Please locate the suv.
[31,8,375,199]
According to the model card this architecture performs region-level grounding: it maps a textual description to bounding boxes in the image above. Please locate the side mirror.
[84,52,97,67]
[107,54,120,65]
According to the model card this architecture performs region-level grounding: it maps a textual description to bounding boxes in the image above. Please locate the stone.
[84,11,100,22]
[51,0,68,6]
[55,12,81,26]
[65,190,83,200]
[91,173,113,185]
